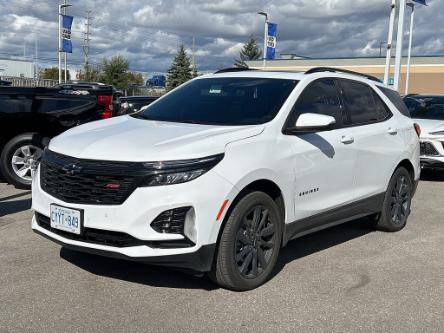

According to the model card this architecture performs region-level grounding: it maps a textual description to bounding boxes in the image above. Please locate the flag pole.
[384,0,397,85]
[64,0,68,82]
[258,11,268,69]
[405,2,415,95]
[394,0,407,92]
[58,4,62,83]
[263,17,268,68]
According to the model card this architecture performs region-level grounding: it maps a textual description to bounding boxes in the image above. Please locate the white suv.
[32,68,420,291]
[403,94,444,170]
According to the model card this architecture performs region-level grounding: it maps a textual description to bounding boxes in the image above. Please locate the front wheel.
[0,133,44,189]
[210,191,283,291]
[374,167,413,232]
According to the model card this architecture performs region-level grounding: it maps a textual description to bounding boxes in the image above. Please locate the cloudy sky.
[0,0,442,76]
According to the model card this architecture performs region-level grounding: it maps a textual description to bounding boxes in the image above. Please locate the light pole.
[258,11,268,69]
[405,1,415,95]
[58,2,71,83]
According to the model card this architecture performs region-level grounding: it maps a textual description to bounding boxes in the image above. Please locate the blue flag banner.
[412,0,427,5]
[266,23,278,60]
[61,15,73,53]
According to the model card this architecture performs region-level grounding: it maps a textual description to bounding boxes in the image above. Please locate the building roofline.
[0,57,34,63]
[251,55,444,62]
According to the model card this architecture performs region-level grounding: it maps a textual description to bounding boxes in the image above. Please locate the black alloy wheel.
[390,174,411,226]
[209,191,282,291]
[375,167,413,232]
[235,205,276,279]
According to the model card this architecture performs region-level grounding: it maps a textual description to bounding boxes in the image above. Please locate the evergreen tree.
[99,55,131,90]
[167,45,193,90]
[234,37,262,68]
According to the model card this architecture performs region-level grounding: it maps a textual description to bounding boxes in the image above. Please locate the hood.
[413,118,444,138]
[49,116,264,161]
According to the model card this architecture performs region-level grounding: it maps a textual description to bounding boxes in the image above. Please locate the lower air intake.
[151,207,191,234]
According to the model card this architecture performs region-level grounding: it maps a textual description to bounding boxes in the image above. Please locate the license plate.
[50,204,83,235]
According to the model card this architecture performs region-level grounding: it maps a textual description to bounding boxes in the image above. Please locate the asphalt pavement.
[1,172,443,333]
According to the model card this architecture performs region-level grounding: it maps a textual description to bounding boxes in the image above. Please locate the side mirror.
[285,113,336,134]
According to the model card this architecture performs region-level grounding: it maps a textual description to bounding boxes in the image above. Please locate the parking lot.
[0,173,443,333]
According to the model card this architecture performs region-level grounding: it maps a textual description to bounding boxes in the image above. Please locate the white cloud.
[0,0,442,73]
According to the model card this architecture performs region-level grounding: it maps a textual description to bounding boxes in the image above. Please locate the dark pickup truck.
[0,83,117,188]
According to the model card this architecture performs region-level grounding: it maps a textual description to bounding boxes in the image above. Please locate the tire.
[374,167,413,232]
[210,191,283,291]
[0,133,45,189]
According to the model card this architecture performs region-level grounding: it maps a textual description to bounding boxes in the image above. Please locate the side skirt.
[283,193,385,245]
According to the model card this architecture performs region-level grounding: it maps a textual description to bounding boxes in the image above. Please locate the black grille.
[150,207,191,234]
[420,142,440,157]
[36,213,194,248]
[40,150,147,205]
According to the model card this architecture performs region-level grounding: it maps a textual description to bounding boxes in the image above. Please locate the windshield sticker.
[209,86,222,94]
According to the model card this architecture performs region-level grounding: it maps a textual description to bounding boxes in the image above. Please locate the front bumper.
[33,223,215,272]
[32,214,216,272]
[31,164,235,272]
[420,157,444,170]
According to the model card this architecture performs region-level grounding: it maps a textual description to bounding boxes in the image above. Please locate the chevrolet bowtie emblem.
[62,163,83,175]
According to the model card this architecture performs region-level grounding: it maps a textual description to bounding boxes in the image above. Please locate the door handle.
[388,127,398,135]
[340,135,354,144]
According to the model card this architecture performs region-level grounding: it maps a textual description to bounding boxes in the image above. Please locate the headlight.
[142,154,224,186]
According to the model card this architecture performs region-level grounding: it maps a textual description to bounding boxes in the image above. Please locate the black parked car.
[0,83,117,188]
[117,96,158,115]
[0,79,12,86]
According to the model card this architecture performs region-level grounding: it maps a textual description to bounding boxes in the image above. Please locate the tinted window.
[373,91,392,121]
[134,78,298,126]
[403,97,420,111]
[405,96,444,120]
[377,86,411,117]
[340,80,379,125]
[287,79,343,128]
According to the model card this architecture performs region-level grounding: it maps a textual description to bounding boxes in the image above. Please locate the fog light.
[183,208,197,243]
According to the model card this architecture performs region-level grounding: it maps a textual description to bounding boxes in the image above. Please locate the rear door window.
[339,79,380,125]
[373,91,393,121]
[377,86,411,117]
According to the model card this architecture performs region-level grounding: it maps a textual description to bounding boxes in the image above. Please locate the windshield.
[405,97,444,120]
[133,77,298,126]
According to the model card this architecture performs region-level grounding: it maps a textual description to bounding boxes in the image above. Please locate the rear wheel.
[210,191,282,291]
[374,167,413,232]
[0,133,44,189]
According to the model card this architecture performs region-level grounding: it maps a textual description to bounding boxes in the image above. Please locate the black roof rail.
[214,67,256,74]
[305,67,381,83]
